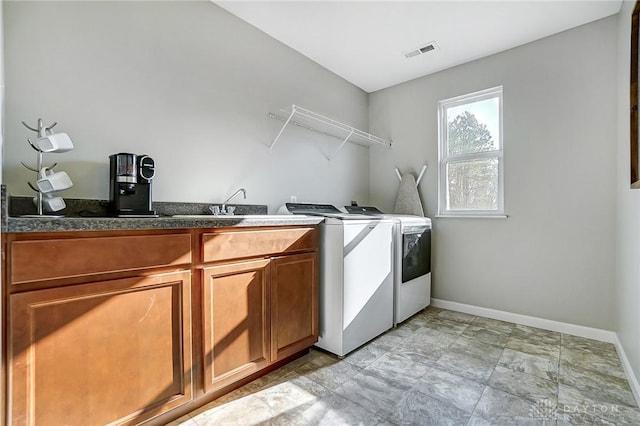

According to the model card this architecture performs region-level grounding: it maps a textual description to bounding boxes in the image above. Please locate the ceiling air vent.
[404,42,438,59]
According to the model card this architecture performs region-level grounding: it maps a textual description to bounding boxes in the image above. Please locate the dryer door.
[402,226,431,283]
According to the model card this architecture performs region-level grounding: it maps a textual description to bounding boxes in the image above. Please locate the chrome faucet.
[210,188,246,215]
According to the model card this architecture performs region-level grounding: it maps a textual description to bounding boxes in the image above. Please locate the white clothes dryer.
[345,206,432,325]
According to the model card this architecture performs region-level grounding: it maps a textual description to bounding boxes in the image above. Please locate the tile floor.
[169,307,640,425]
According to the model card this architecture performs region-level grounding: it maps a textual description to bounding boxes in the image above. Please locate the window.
[437,86,504,216]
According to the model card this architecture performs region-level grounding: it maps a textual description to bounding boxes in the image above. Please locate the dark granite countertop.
[4,215,324,233]
[1,189,323,233]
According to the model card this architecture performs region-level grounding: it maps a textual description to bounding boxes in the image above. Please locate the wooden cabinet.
[3,225,318,425]
[199,228,318,394]
[8,271,193,426]
[271,252,318,361]
[202,259,271,393]
[4,231,194,426]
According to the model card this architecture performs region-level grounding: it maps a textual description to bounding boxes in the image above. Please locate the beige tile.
[278,348,338,377]
[391,388,472,425]
[163,414,198,426]
[365,351,431,384]
[560,345,626,379]
[561,334,618,358]
[414,367,486,413]
[471,316,515,334]
[488,365,557,403]
[466,415,495,425]
[301,358,362,389]
[285,393,386,426]
[189,394,275,425]
[437,309,477,324]
[252,375,329,418]
[506,335,560,360]
[419,306,444,318]
[498,347,559,381]
[460,325,511,347]
[335,369,413,417]
[421,316,470,334]
[473,386,551,425]
[409,326,461,348]
[173,311,638,426]
[559,363,637,408]
[511,324,561,345]
[367,331,409,351]
[448,334,505,362]
[436,350,498,384]
[386,322,421,337]
[343,343,387,368]
[558,383,640,424]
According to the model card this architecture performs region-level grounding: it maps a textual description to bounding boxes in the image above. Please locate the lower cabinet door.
[202,259,271,393]
[271,252,318,361]
[8,271,193,426]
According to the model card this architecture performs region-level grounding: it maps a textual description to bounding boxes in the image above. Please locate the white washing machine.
[286,203,395,356]
[345,206,432,325]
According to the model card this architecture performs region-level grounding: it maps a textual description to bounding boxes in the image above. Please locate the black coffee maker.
[109,153,157,217]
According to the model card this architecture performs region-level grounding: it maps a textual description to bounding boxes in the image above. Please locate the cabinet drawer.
[202,227,317,263]
[9,233,192,284]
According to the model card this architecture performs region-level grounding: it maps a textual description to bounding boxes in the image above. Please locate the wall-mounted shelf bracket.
[328,130,354,160]
[268,105,392,155]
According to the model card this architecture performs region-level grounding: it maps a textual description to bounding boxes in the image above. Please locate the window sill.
[435,214,508,219]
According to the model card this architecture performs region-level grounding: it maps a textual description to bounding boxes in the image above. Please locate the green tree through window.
[448,111,494,155]
[447,111,498,210]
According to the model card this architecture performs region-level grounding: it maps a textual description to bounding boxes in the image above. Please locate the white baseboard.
[430,298,617,343]
[613,335,640,406]
[430,298,640,407]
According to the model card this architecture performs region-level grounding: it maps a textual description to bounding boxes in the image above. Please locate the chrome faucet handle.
[209,205,221,215]
[226,206,236,215]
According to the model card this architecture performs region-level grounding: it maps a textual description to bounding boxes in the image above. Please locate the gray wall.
[369,16,618,330]
[3,2,624,333]
[3,1,370,212]
[616,1,640,390]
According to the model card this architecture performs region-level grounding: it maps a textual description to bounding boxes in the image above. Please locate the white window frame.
[437,86,505,218]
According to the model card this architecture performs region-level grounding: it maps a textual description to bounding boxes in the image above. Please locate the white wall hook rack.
[268,105,392,159]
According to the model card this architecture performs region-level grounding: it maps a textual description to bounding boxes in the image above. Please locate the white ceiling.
[215,0,623,93]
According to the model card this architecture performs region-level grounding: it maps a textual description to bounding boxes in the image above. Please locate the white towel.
[393,174,425,216]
